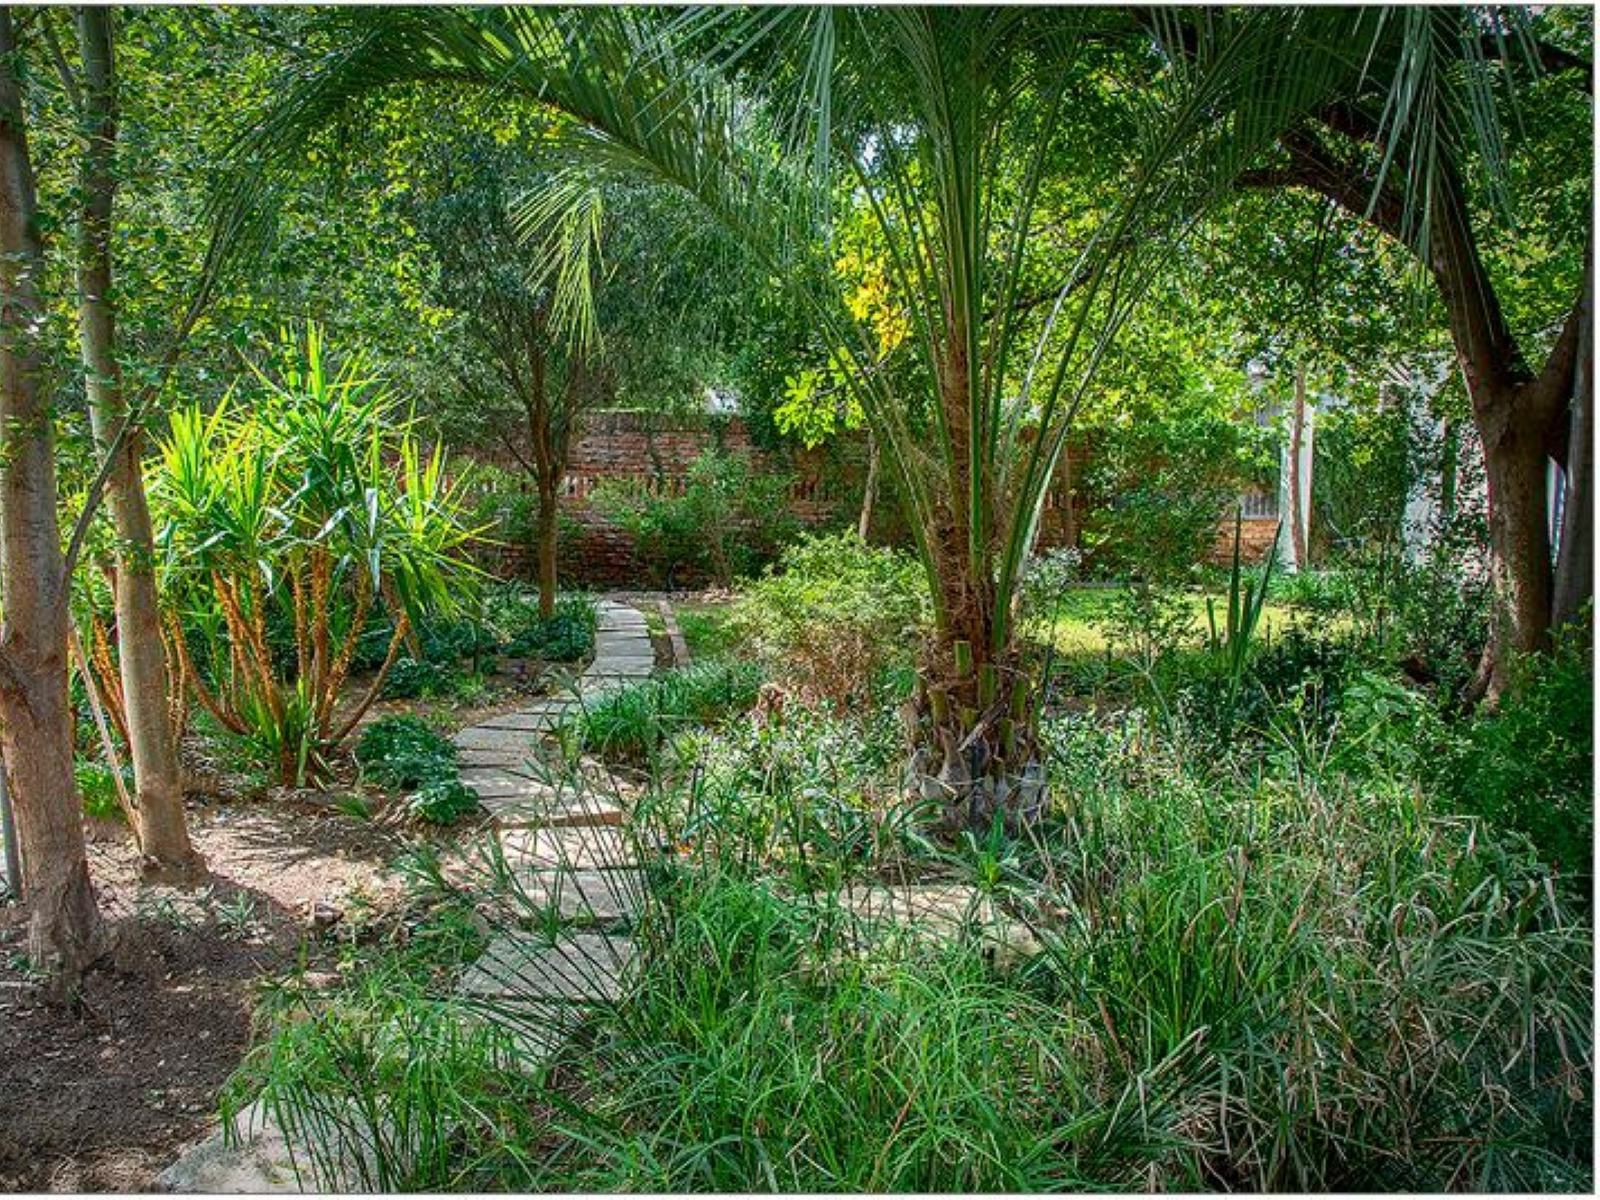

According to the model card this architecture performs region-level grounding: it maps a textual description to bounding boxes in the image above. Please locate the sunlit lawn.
[1026,586,1316,656]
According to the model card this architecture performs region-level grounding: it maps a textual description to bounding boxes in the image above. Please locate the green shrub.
[1431,623,1593,875]
[381,657,453,700]
[75,759,130,823]
[732,531,927,709]
[495,592,597,663]
[594,449,800,588]
[354,715,458,792]
[570,661,763,765]
[405,778,481,826]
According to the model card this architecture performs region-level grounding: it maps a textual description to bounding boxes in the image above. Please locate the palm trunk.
[74,8,199,879]
[0,7,104,981]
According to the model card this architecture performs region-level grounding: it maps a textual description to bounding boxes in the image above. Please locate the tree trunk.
[857,429,879,541]
[1552,272,1593,633]
[74,8,200,880]
[1480,411,1555,696]
[536,479,559,619]
[0,7,104,982]
[1286,363,1310,570]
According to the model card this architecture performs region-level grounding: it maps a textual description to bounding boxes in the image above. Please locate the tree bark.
[0,6,104,982]
[73,8,200,879]
[1552,269,1594,633]
[536,478,560,620]
[857,429,879,541]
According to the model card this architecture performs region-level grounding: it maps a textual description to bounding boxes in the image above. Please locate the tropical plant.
[1204,511,1283,706]
[151,326,483,783]
[354,714,458,793]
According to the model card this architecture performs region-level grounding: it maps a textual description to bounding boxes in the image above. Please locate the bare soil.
[0,792,418,1192]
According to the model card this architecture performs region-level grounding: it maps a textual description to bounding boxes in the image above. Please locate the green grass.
[1028,585,1310,656]
[673,601,742,663]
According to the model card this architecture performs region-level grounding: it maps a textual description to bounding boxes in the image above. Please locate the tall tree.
[0,5,103,982]
[1158,6,1593,697]
[70,7,200,878]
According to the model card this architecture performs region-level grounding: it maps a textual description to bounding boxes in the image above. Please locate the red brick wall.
[469,413,1272,584]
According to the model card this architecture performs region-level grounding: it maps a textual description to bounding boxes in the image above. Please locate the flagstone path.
[160,597,659,1193]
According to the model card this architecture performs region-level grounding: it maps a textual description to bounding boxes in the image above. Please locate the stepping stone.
[474,706,572,732]
[500,825,637,870]
[459,931,635,1002]
[483,788,623,828]
[515,867,645,922]
[157,1099,374,1193]
[458,750,542,773]
[453,726,543,753]
[460,773,559,807]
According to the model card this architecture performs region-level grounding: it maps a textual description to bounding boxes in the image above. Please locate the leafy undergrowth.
[230,652,1593,1191]
[563,661,764,767]
[353,715,480,826]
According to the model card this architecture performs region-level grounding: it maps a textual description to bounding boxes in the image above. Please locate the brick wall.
[469,413,1272,585]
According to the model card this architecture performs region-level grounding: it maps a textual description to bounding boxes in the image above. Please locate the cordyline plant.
[150,326,483,784]
[224,6,1452,829]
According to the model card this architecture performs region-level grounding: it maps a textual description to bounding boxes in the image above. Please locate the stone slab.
[473,706,573,732]
[500,825,637,870]
[481,790,623,828]
[822,884,1042,967]
[453,726,545,753]
[458,766,549,796]
[458,931,635,1002]
[515,867,644,922]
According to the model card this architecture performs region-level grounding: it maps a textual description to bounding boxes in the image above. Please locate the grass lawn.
[1027,585,1312,656]
[674,600,742,663]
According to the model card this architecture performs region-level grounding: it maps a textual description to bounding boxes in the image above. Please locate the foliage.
[151,326,483,783]
[405,779,482,827]
[1202,514,1281,709]
[497,593,597,663]
[354,715,458,794]
[567,662,763,767]
[731,531,928,710]
[1429,624,1593,876]
[593,449,799,588]
[74,760,131,824]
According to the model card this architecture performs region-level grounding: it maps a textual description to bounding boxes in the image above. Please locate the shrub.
[499,593,597,663]
[732,531,927,709]
[1430,623,1593,875]
[594,449,800,587]
[405,778,481,826]
[151,326,483,784]
[75,759,130,823]
[354,715,458,792]
[381,657,454,701]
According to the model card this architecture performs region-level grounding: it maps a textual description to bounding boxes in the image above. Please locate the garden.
[0,5,1591,1194]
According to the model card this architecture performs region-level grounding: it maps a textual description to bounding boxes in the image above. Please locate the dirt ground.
[0,789,433,1192]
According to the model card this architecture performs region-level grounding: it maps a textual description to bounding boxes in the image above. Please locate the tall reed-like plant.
[152,326,483,783]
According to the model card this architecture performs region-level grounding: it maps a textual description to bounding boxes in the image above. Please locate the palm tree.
[224,6,1406,828]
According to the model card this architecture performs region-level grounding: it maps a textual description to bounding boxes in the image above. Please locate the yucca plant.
[1205,509,1283,708]
[151,325,485,783]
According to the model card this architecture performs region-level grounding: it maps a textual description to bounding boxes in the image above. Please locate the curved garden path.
[160,597,661,1192]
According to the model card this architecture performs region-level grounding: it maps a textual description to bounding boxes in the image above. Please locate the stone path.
[160,597,659,1193]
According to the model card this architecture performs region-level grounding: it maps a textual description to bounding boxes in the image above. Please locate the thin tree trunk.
[1287,363,1310,570]
[857,429,879,541]
[74,8,199,879]
[536,479,560,619]
[0,6,104,982]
